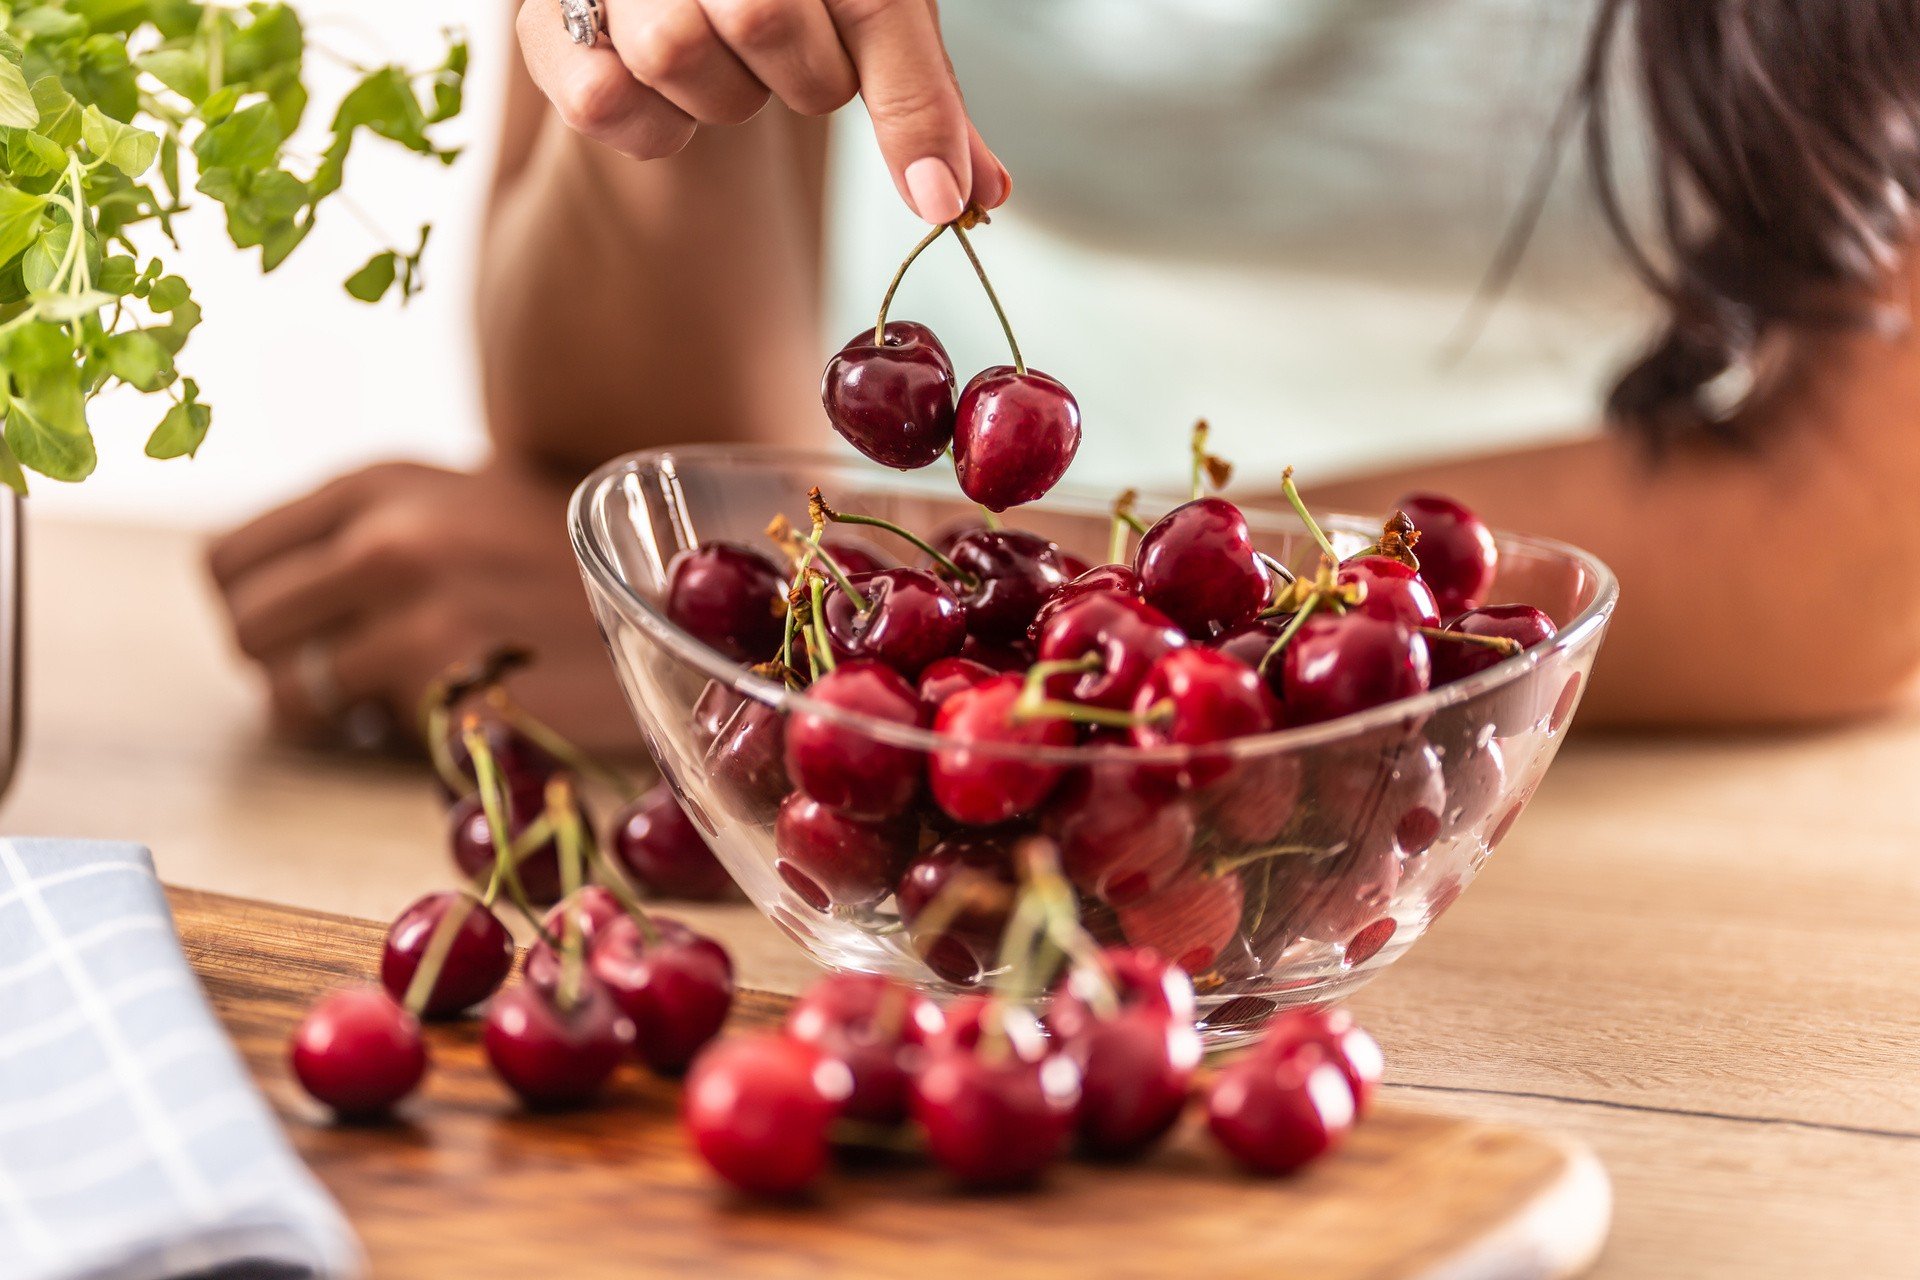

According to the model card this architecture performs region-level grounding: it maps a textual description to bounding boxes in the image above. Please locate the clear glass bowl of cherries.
[568,216,1617,1047]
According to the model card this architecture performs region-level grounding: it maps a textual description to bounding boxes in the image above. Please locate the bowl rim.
[569,445,1620,763]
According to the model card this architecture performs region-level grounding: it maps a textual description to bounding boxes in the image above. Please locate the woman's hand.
[207,462,645,755]
[514,0,1008,223]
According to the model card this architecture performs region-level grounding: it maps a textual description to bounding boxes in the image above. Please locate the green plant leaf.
[36,289,114,321]
[31,77,82,148]
[0,187,46,268]
[81,103,159,176]
[0,430,26,496]
[98,253,136,294]
[344,249,395,303]
[7,400,98,481]
[4,125,68,176]
[0,56,35,129]
[136,47,208,103]
[103,329,173,390]
[192,100,282,170]
[145,377,208,458]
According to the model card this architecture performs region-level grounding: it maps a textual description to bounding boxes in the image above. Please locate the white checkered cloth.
[0,838,362,1280]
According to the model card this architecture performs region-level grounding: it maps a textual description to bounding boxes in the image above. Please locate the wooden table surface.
[7,515,1919,1278]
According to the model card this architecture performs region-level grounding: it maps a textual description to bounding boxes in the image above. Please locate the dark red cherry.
[380,892,513,1019]
[957,632,1034,673]
[685,1034,850,1196]
[438,713,558,806]
[939,529,1073,644]
[910,1033,1081,1188]
[783,660,926,819]
[1337,555,1440,630]
[1199,751,1306,848]
[1316,737,1446,859]
[1212,618,1290,700]
[821,568,965,678]
[704,696,790,821]
[290,987,427,1117]
[952,366,1082,511]
[664,542,788,663]
[820,539,891,577]
[774,793,913,910]
[523,885,629,991]
[1431,604,1555,686]
[929,674,1075,826]
[589,914,734,1074]
[1259,1006,1384,1117]
[448,791,573,905]
[1282,614,1431,727]
[916,655,997,707]
[785,973,945,1124]
[482,979,635,1109]
[1129,648,1273,787]
[1116,874,1244,974]
[1397,493,1498,618]
[1068,1004,1202,1159]
[1036,593,1187,711]
[692,680,743,750]
[1042,759,1193,906]
[611,784,732,901]
[1048,946,1197,1045]
[1030,563,1142,640]
[1207,1039,1356,1175]
[896,834,1021,985]
[821,321,958,470]
[1135,498,1270,637]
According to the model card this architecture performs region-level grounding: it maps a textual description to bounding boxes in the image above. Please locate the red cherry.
[1212,618,1290,700]
[1116,874,1244,974]
[939,529,1074,644]
[1316,738,1446,860]
[910,1028,1081,1188]
[821,321,957,469]
[1337,556,1441,629]
[1036,593,1187,711]
[290,987,427,1117]
[783,660,926,818]
[380,892,513,1019]
[1259,1006,1384,1118]
[916,655,997,707]
[1282,614,1431,727]
[957,632,1034,672]
[952,366,1082,511]
[438,713,557,805]
[611,784,732,901]
[1069,1004,1202,1159]
[896,834,1021,985]
[1207,1040,1356,1175]
[1341,917,1397,966]
[482,980,635,1108]
[1135,498,1270,637]
[1129,648,1273,787]
[1048,946,1198,1044]
[821,568,966,678]
[448,791,575,905]
[664,542,788,663]
[685,1034,850,1196]
[1431,604,1556,686]
[929,674,1075,825]
[523,886,629,993]
[1042,759,1194,906]
[774,793,912,910]
[704,695,790,821]
[785,973,945,1124]
[1030,563,1142,640]
[1396,493,1498,618]
[589,914,734,1074]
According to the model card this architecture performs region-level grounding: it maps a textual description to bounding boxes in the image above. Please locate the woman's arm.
[1308,265,1920,730]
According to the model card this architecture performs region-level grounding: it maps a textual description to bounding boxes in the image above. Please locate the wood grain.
[171,887,1608,1280]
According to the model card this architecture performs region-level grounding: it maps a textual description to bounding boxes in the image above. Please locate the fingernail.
[973,157,1012,210]
[905,157,965,224]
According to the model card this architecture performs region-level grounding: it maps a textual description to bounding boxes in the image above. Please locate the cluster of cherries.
[664,428,1559,980]
[684,848,1384,1194]
[822,207,1081,511]
[288,660,739,1118]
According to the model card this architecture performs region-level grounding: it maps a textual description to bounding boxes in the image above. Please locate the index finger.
[825,0,976,223]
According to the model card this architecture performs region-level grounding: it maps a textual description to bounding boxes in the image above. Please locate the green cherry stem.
[1109,489,1147,564]
[873,221,949,345]
[811,487,979,586]
[1417,626,1522,656]
[465,721,559,945]
[494,695,644,804]
[398,892,477,1019]
[808,574,837,674]
[1211,844,1325,876]
[1258,593,1322,675]
[950,222,1025,376]
[550,778,588,1013]
[1280,466,1341,562]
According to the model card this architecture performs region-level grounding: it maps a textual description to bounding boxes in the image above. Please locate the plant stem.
[550,778,587,1013]
[950,222,1024,375]
[812,488,978,586]
[873,222,948,345]
[1417,626,1522,656]
[808,574,837,674]
[1281,467,1340,562]
[1258,594,1321,675]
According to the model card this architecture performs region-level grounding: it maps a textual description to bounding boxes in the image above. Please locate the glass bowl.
[570,446,1616,1045]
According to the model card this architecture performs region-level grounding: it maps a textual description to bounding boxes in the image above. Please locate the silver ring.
[294,638,344,723]
[560,0,606,46]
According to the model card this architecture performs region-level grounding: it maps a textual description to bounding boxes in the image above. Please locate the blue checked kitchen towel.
[0,838,362,1280]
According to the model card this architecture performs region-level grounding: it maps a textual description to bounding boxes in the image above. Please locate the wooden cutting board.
[171,887,1609,1280]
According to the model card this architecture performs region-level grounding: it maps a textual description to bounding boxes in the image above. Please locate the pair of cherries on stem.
[822,214,1080,512]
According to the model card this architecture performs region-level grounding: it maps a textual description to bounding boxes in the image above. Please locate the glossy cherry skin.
[930,674,1076,826]
[916,655,997,708]
[1282,614,1432,727]
[290,987,428,1117]
[785,973,945,1124]
[940,529,1074,644]
[380,892,514,1018]
[1397,492,1498,618]
[523,886,629,991]
[1116,874,1245,974]
[952,365,1082,512]
[1049,946,1198,1045]
[1030,563,1142,640]
[1069,1004,1202,1159]
[704,695,791,821]
[1037,592,1187,711]
[611,784,732,901]
[1207,1039,1356,1175]
[895,834,1021,985]
[783,660,926,819]
[1259,1006,1384,1117]
[1129,648,1273,787]
[664,542,788,663]
[1212,618,1290,700]
[482,979,635,1109]
[1338,555,1441,629]
[774,793,913,910]
[1431,604,1556,686]
[1135,498,1270,637]
[439,713,557,806]
[448,792,570,905]
[1043,760,1194,906]
[910,1038,1082,1188]
[685,1034,852,1197]
[821,321,958,470]
[821,568,965,678]
[588,914,734,1074]
[957,633,1034,673]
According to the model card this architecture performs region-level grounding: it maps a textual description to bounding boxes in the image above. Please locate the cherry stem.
[1109,489,1145,564]
[1257,551,1296,592]
[950,222,1025,375]
[399,892,476,1018]
[1018,841,1118,1020]
[465,719,543,928]
[1281,466,1340,562]
[491,692,644,804]
[550,777,588,1013]
[808,574,837,674]
[1417,626,1522,656]
[1019,652,1101,702]
[1211,843,1325,876]
[1258,593,1321,675]
[1190,421,1209,501]
[873,221,948,345]
[812,487,978,586]
[580,832,664,947]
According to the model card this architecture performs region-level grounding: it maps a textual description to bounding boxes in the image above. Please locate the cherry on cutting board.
[482,980,635,1109]
[379,891,513,1018]
[785,972,945,1124]
[290,987,428,1118]
[821,320,958,470]
[448,791,573,905]
[685,1034,852,1196]
[589,914,734,1074]
[910,1016,1082,1188]
[1207,1039,1357,1175]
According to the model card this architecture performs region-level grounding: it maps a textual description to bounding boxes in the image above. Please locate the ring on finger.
[295,637,345,723]
[560,0,608,46]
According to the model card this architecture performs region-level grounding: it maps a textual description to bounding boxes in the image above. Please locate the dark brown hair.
[1576,0,1920,446]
